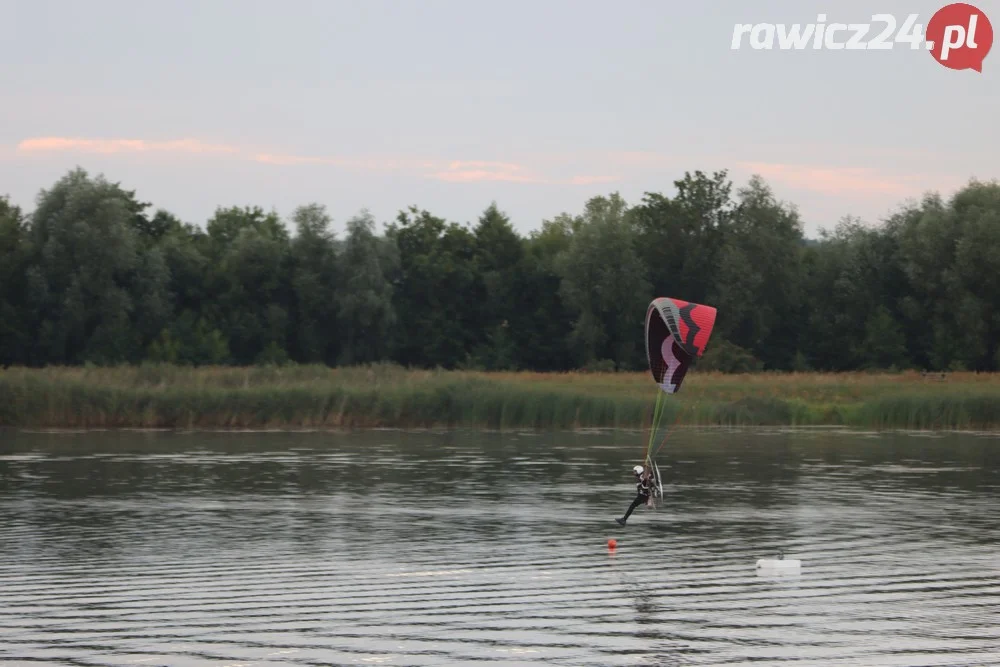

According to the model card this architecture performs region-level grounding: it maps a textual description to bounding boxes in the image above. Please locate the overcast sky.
[1,0,996,238]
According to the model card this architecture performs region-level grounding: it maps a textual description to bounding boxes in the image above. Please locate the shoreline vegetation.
[1,364,998,432]
[4,171,1000,383]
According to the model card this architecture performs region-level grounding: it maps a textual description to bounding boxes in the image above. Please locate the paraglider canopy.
[645,297,717,394]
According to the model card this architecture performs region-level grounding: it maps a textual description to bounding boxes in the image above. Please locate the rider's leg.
[618,493,647,524]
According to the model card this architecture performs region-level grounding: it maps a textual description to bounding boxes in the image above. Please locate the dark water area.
[1,427,999,666]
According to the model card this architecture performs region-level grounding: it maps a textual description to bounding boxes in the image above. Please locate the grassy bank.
[1,364,999,431]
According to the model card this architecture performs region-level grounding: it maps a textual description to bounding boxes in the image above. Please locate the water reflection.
[1,427,999,666]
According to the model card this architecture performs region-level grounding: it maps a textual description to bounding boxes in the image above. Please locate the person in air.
[616,464,654,525]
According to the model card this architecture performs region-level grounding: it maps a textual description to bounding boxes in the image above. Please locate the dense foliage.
[1,167,997,372]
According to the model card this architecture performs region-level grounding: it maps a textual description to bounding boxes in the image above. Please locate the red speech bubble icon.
[927,2,993,72]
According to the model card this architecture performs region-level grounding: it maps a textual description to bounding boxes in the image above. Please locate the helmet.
[633,465,644,475]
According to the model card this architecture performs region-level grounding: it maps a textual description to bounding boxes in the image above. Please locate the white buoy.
[755,550,801,576]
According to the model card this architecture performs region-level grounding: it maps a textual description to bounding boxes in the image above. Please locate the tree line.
[1,167,997,372]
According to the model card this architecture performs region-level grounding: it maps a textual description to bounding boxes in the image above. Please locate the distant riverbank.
[1,364,998,431]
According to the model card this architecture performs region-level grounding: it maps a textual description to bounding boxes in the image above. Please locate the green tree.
[512,215,577,371]
[557,193,650,369]
[0,196,30,365]
[5,167,999,374]
[385,207,478,368]
[860,306,908,369]
[26,168,149,364]
[891,180,1000,370]
[801,218,879,370]
[949,180,1000,370]
[629,170,734,304]
[207,206,291,364]
[471,202,524,370]
[713,175,805,368]
[206,204,288,248]
[289,203,340,363]
[336,210,397,364]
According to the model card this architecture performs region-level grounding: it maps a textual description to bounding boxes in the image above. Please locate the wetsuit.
[617,473,653,525]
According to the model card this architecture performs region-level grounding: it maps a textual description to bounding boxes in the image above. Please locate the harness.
[636,474,653,496]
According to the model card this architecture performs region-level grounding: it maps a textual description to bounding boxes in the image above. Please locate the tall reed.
[1,364,997,430]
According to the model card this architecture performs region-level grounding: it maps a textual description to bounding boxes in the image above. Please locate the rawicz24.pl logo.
[730,2,993,72]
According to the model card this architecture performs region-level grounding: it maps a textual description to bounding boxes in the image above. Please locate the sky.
[1,0,997,238]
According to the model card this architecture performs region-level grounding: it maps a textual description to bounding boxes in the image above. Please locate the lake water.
[1,427,999,666]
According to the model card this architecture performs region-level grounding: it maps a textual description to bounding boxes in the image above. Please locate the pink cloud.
[12,136,617,185]
[446,160,524,171]
[737,161,919,196]
[429,161,542,183]
[18,137,237,155]
[429,161,619,186]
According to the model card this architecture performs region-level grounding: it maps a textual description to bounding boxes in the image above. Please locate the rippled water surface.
[2,427,999,666]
